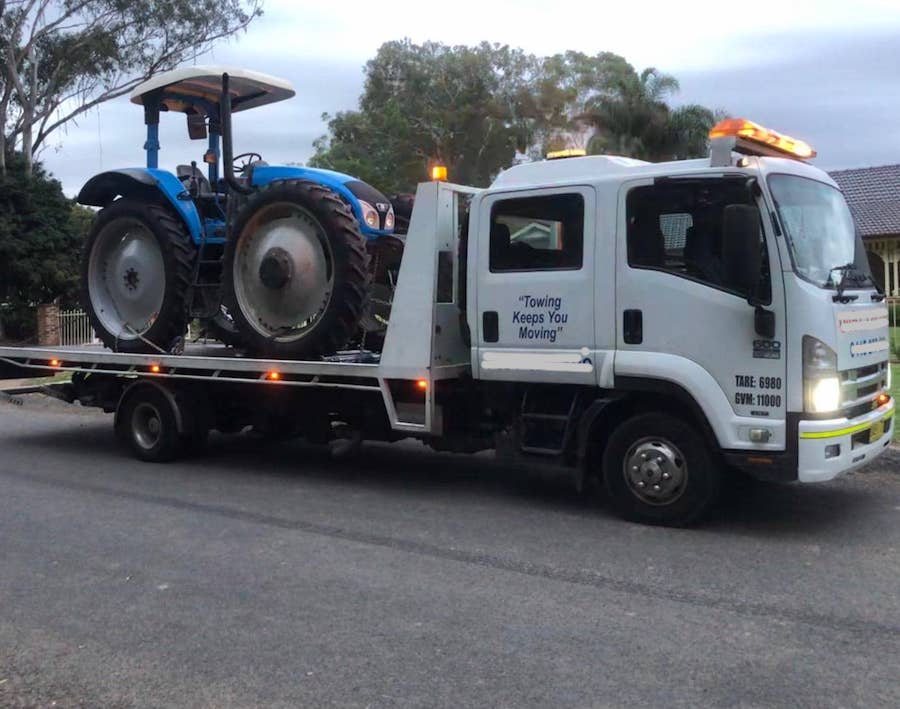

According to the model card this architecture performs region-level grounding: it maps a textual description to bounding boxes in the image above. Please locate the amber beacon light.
[709,118,816,160]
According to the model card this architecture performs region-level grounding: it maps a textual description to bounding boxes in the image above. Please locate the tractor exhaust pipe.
[221,73,253,195]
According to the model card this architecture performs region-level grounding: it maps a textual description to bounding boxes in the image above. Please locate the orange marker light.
[546,148,587,160]
[150,364,161,374]
[416,379,428,391]
[430,165,448,181]
[266,371,281,381]
[709,118,816,159]
[49,359,61,368]
[876,393,890,407]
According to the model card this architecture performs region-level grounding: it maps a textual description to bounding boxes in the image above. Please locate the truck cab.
[463,119,891,521]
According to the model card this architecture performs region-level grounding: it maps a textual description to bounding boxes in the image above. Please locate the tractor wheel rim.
[132,402,163,450]
[232,202,334,343]
[88,218,165,340]
[623,437,689,506]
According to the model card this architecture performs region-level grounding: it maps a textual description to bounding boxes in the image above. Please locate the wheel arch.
[576,379,720,486]
[114,380,186,437]
[77,168,202,242]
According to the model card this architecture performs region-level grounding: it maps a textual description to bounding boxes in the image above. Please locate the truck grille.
[840,361,888,415]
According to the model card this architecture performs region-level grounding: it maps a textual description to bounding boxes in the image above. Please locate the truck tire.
[82,199,194,353]
[602,412,721,526]
[223,180,370,359]
[116,386,183,462]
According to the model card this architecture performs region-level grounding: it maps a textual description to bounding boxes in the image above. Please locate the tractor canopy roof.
[130,66,295,115]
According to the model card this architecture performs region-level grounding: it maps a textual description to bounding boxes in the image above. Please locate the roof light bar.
[709,118,816,161]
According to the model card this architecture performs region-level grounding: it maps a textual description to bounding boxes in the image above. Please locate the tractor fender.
[77,168,202,242]
[249,165,392,238]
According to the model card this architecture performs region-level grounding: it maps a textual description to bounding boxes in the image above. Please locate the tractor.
[77,66,403,358]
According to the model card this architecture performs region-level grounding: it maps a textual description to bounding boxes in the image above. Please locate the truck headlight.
[803,335,840,413]
[809,377,840,413]
[359,201,380,229]
[384,207,395,231]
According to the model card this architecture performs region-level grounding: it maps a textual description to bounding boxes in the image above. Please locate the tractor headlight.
[803,335,840,413]
[359,201,380,229]
[384,207,395,231]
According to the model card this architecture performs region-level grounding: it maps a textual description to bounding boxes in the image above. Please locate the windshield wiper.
[827,263,875,303]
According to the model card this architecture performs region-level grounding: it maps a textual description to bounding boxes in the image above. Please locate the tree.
[310,40,540,193]
[527,50,637,156]
[0,0,263,177]
[311,43,721,192]
[581,67,716,161]
[0,152,88,340]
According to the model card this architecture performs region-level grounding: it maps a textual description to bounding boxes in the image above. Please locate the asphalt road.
[1,395,899,709]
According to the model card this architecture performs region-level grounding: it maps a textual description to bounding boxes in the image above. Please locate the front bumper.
[797,401,895,482]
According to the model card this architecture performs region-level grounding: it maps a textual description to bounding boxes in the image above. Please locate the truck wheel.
[602,413,721,526]
[224,180,370,359]
[116,386,183,462]
[82,199,194,353]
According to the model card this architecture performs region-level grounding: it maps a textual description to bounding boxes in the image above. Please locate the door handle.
[483,311,499,343]
[623,309,642,344]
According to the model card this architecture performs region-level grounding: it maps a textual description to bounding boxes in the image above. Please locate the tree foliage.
[0,0,263,176]
[310,41,721,192]
[581,66,716,161]
[0,152,89,339]
[311,40,540,194]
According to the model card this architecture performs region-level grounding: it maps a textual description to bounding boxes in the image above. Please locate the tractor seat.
[176,164,213,194]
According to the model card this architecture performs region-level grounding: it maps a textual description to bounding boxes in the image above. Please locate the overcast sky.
[38,0,900,195]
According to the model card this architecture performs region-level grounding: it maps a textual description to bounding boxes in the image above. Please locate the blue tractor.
[77,66,399,358]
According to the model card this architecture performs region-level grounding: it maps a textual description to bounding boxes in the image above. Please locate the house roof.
[829,164,900,237]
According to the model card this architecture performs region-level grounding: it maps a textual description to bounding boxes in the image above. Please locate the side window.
[626,181,769,299]
[489,193,584,272]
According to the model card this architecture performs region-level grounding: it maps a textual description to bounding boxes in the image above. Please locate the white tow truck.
[0,118,893,525]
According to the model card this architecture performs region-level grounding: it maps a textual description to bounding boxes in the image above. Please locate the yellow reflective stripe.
[799,409,894,440]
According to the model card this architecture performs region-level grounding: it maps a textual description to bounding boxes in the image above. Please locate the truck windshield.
[768,174,873,289]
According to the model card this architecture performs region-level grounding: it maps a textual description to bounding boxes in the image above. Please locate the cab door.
[615,176,787,448]
[472,186,602,385]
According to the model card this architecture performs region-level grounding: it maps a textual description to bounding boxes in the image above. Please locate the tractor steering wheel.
[233,152,263,174]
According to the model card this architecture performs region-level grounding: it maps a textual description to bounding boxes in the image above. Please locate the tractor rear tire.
[82,199,194,353]
[223,180,370,359]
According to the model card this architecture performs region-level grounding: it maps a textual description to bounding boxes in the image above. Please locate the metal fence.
[56,309,195,347]
[58,309,98,346]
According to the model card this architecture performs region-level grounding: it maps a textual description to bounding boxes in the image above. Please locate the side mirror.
[722,203,762,303]
[187,113,207,141]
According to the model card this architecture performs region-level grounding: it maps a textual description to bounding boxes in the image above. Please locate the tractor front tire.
[223,180,370,359]
[82,199,194,353]
[200,307,245,348]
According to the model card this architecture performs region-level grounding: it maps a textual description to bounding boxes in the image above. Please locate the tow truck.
[1,118,893,526]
